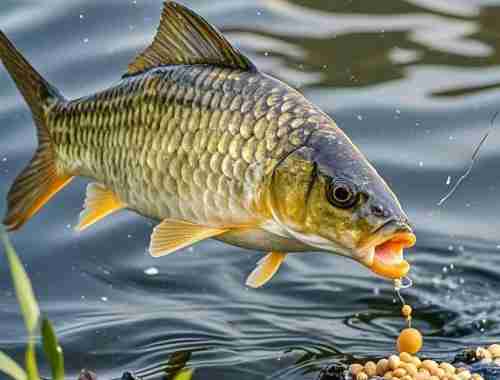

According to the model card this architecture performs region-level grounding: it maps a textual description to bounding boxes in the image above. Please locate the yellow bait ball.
[401,304,412,318]
[397,328,423,354]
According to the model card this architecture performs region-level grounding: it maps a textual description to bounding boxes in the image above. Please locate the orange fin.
[76,183,126,232]
[246,252,287,288]
[126,2,255,76]
[150,219,229,257]
[3,163,72,231]
[1,30,68,231]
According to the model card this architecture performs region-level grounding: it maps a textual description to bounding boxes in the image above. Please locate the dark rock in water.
[454,348,480,365]
[78,370,97,380]
[121,372,141,380]
[317,364,348,380]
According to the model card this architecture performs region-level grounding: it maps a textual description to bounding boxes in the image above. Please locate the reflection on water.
[1,1,500,379]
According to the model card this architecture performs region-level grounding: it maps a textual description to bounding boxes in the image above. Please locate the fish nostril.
[371,204,385,217]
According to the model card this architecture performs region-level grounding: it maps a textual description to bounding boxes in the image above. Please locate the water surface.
[1,1,500,379]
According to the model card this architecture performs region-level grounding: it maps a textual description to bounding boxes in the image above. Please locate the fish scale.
[49,65,325,224]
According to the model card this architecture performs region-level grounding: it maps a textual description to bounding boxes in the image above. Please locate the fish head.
[266,127,415,279]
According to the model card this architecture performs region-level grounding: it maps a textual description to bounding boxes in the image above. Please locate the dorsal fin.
[126,1,256,76]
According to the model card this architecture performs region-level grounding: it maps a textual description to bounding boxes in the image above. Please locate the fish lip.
[357,220,416,279]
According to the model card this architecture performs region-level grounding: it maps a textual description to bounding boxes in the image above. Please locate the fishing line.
[438,111,499,206]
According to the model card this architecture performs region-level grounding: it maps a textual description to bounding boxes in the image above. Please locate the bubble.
[144,267,159,276]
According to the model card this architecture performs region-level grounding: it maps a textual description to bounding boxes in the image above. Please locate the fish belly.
[49,65,327,230]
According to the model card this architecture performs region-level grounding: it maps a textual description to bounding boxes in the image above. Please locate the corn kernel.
[393,368,407,378]
[389,355,401,370]
[488,344,500,358]
[377,359,389,376]
[365,361,377,377]
[350,364,364,375]
[356,372,369,380]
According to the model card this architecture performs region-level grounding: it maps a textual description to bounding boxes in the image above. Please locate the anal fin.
[150,219,229,257]
[246,252,287,288]
[76,183,125,231]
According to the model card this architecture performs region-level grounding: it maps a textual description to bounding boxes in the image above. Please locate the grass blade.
[41,318,64,380]
[0,226,40,333]
[25,341,40,380]
[172,369,194,380]
[0,351,27,380]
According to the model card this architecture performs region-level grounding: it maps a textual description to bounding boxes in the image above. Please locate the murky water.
[2,1,500,379]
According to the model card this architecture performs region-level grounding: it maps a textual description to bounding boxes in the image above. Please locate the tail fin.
[0,30,72,231]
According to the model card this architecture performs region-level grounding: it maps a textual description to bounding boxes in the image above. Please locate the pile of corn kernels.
[349,345,500,380]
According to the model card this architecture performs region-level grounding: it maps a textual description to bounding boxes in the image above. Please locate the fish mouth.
[358,221,416,279]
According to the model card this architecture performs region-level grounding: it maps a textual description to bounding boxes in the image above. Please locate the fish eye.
[327,178,357,208]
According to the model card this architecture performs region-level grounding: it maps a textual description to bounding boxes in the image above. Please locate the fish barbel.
[0,2,415,287]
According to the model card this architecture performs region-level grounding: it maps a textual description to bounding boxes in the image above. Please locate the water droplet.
[448,245,454,251]
[83,38,89,43]
[101,296,108,302]
[449,135,455,140]
[357,115,363,121]
[418,161,424,167]
[264,52,269,57]
[79,14,85,20]
[256,10,262,15]
[144,267,159,276]
[395,109,401,114]
[446,176,451,185]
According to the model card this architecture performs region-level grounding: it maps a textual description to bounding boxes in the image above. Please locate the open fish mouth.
[358,222,416,279]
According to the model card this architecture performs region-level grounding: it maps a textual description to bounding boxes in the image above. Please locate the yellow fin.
[3,145,73,231]
[126,2,255,76]
[150,219,229,257]
[76,183,125,232]
[1,29,69,231]
[246,252,287,288]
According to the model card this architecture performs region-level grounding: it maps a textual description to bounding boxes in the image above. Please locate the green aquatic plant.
[0,225,65,380]
[0,226,194,380]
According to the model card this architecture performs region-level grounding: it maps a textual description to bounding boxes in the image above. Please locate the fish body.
[0,2,416,288]
[50,65,325,248]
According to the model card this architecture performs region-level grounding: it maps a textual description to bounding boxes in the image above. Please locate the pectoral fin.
[150,219,229,257]
[246,252,287,288]
[76,183,125,231]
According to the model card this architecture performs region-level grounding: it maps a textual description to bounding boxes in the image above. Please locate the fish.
[0,1,416,288]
